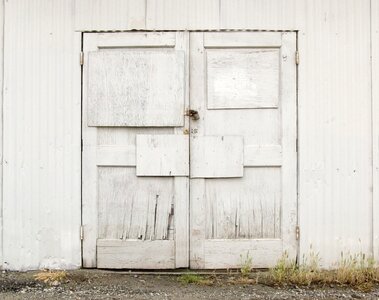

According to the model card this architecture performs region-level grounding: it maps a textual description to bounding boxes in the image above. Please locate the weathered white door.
[189,32,297,268]
[82,32,190,268]
[82,31,297,269]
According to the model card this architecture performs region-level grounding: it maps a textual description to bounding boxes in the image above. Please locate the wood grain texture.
[203,239,282,269]
[191,136,244,178]
[190,31,297,269]
[94,32,176,48]
[207,49,280,109]
[83,31,190,269]
[97,240,175,269]
[96,145,136,166]
[189,32,207,268]
[87,50,185,127]
[205,109,280,145]
[278,32,297,260]
[173,32,190,268]
[136,135,189,176]
[98,167,175,241]
[244,145,282,166]
[204,32,282,47]
[204,168,281,239]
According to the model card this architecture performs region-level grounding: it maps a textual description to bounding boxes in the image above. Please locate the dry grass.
[264,251,379,291]
[240,252,253,278]
[34,270,68,285]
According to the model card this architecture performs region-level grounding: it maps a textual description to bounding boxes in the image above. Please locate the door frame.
[80,30,299,269]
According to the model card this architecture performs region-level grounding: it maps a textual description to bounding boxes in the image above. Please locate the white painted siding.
[75,0,146,31]
[1,0,376,269]
[3,0,81,270]
[372,0,379,261]
[296,0,372,266]
[0,0,4,267]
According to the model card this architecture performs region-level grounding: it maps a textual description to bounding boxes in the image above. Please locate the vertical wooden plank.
[189,32,206,268]
[174,31,190,268]
[372,0,379,261]
[280,32,298,260]
[82,34,100,268]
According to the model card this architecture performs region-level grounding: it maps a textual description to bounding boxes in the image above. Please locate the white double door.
[82,31,297,269]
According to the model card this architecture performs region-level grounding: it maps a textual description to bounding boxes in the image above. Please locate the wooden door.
[82,32,190,269]
[189,32,297,268]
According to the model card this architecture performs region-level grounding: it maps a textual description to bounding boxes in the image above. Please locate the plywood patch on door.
[190,136,244,178]
[207,49,279,109]
[97,167,175,240]
[136,135,189,176]
[87,50,185,127]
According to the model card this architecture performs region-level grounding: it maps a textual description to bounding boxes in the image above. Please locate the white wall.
[1,0,376,269]
[3,0,81,270]
[372,0,379,261]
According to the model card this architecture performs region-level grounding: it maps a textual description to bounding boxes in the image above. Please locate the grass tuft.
[34,270,68,285]
[240,252,253,278]
[265,251,379,291]
[178,273,213,285]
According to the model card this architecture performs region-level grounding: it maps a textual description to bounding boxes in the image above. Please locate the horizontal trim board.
[96,145,136,166]
[204,32,282,48]
[96,145,282,167]
[92,32,177,48]
[97,239,175,269]
[203,239,282,268]
[244,145,282,166]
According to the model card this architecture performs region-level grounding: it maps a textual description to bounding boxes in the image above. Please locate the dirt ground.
[1,269,379,299]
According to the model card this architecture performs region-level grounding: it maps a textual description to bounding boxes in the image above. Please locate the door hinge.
[80,51,84,66]
[296,225,300,240]
[80,225,84,240]
[295,50,300,65]
[81,138,83,152]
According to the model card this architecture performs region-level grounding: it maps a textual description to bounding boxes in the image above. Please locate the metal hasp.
[186,109,200,120]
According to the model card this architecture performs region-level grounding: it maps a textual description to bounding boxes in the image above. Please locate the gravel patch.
[0,270,379,299]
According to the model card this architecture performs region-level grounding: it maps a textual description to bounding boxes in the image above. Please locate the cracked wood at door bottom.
[98,167,175,241]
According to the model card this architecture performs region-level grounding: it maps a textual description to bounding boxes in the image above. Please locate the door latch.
[185,109,200,120]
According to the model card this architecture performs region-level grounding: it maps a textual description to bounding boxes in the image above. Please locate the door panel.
[189,32,297,269]
[206,49,279,109]
[82,32,189,268]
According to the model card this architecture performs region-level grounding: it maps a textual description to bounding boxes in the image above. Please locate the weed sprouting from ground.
[332,252,379,291]
[268,250,322,286]
[178,273,213,285]
[240,252,253,277]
